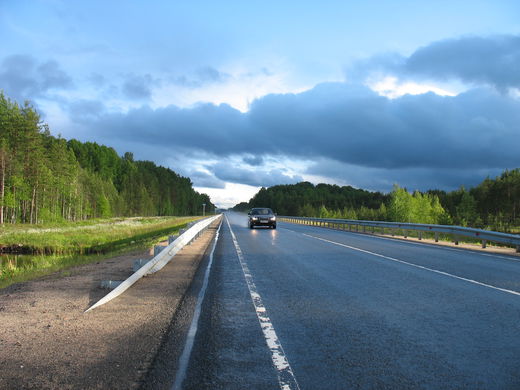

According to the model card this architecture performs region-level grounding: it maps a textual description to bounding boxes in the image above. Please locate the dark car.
[248,207,277,229]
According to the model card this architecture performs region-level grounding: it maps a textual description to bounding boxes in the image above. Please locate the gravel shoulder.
[0,220,221,390]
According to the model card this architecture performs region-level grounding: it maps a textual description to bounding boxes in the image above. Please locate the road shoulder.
[0,220,220,390]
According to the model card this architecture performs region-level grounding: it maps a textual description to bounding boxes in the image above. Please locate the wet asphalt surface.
[180,212,520,390]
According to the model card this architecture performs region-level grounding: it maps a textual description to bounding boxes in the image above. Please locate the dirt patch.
[0,219,221,390]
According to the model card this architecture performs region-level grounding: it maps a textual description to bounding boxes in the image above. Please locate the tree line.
[234,170,520,233]
[0,91,214,224]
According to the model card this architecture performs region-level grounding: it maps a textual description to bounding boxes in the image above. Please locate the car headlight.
[252,217,258,220]
[270,216,276,221]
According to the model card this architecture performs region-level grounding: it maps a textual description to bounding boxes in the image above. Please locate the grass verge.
[0,216,203,289]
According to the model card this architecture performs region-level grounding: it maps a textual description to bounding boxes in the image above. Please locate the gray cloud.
[0,55,73,101]
[81,81,520,191]
[38,60,73,90]
[405,35,520,90]
[197,66,230,83]
[243,155,264,166]
[306,159,504,193]
[88,73,106,87]
[68,99,106,121]
[122,74,155,100]
[188,170,226,189]
[210,162,303,187]
[170,66,231,88]
[350,35,520,91]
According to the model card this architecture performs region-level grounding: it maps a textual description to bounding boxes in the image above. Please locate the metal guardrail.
[85,214,222,312]
[279,216,520,253]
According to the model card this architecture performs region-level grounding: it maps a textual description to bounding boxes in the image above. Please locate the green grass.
[0,216,203,288]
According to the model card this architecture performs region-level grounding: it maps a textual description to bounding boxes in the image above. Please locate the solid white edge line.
[225,215,300,390]
[282,222,520,263]
[363,231,520,263]
[171,220,222,390]
[302,232,520,297]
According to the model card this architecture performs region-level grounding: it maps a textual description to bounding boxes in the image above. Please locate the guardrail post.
[363,226,366,233]
[403,230,408,238]
[454,235,459,245]
[418,231,422,240]
[481,239,487,249]
[516,245,520,253]
[435,232,439,242]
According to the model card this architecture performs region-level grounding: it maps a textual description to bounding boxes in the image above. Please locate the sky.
[1,0,520,208]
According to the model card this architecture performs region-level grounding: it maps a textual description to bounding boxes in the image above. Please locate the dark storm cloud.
[405,35,520,89]
[246,83,520,170]
[209,162,303,187]
[0,55,73,100]
[306,159,505,193]
[243,155,264,166]
[351,35,520,90]
[96,102,246,152]
[84,81,520,191]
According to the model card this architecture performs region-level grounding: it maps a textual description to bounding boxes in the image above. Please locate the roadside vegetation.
[234,168,520,233]
[0,91,214,225]
[0,91,217,287]
[0,216,201,288]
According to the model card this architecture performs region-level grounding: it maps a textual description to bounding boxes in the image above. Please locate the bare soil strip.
[0,221,220,390]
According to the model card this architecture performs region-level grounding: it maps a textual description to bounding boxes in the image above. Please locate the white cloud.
[368,76,458,99]
[195,182,261,209]
[152,60,311,112]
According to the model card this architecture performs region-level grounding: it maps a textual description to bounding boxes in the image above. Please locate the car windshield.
[251,208,272,215]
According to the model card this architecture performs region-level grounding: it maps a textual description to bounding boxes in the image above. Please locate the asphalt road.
[179,212,520,390]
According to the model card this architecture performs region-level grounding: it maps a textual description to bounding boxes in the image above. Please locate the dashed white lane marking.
[225,216,300,390]
[302,232,520,297]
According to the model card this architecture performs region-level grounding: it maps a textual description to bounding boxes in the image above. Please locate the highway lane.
[180,212,520,390]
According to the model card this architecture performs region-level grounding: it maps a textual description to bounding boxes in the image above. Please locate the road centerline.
[225,216,300,390]
[301,232,520,297]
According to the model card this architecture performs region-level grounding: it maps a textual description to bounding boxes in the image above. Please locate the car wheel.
[272,224,277,229]
[249,224,254,229]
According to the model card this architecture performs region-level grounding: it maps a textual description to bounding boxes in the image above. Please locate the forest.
[234,171,520,233]
[0,91,214,224]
